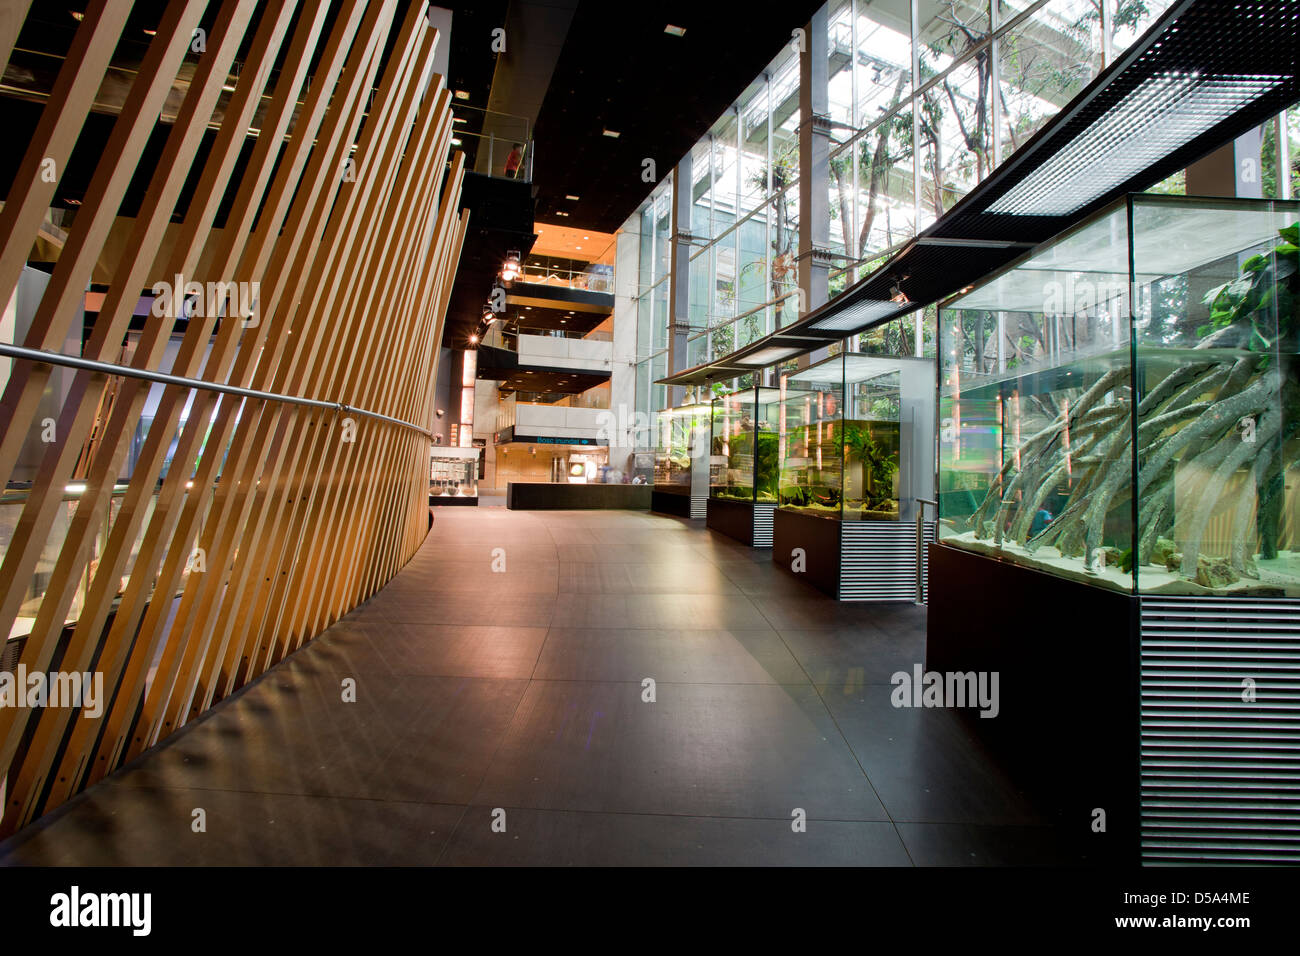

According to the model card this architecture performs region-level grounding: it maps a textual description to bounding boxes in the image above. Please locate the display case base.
[706,497,775,547]
[652,486,703,518]
[428,495,478,506]
[926,542,1140,865]
[773,509,932,601]
[506,482,651,510]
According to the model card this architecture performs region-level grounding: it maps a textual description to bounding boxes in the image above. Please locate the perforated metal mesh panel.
[1139,596,1300,864]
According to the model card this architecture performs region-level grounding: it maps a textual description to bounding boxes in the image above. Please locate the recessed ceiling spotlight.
[556,211,569,217]
[69,10,84,22]
[454,90,469,100]
[565,194,580,201]
[451,137,462,146]
[582,235,589,240]
[453,116,467,124]
[664,24,686,37]
[143,27,157,36]
[575,245,582,250]
[602,129,620,138]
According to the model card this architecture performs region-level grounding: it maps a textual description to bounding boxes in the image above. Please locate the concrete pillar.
[798,6,832,367]
[1185,128,1264,198]
[667,153,693,407]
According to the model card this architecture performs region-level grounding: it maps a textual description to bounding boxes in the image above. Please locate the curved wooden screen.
[0,0,466,834]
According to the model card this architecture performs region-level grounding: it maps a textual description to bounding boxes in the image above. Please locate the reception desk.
[506,482,652,510]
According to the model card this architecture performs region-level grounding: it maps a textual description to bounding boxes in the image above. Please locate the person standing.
[504,142,524,178]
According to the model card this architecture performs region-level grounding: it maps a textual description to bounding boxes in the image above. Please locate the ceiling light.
[602,129,620,138]
[143,28,157,36]
[565,194,580,201]
[556,211,569,217]
[737,346,804,367]
[664,24,686,37]
[454,116,467,124]
[810,298,901,332]
[69,10,84,22]
[221,83,235,92]
[575,246,582,250]
[451,137,462,146]
[988,71,1286,217]
[501,250,521,281]
[454,90,469,100]
[469,334,478,344]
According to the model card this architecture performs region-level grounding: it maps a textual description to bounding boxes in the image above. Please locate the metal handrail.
[915,496,937,605]
[0,342,433,439]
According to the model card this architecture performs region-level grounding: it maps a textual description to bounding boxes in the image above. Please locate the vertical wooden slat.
[0,0,307,831]
[0,0,466,834]
[71,0,397,793]
[0,0,206,488]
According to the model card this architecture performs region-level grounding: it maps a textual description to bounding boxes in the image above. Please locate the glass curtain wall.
[626,0,1297,427]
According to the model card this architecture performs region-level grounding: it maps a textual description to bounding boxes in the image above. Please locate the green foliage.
[755,431,779,501]
[1197,222,1299,357]
[841,420,900,512]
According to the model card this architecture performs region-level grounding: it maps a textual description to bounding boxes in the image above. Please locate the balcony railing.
[513,264,614,294]
[454,129,534,181]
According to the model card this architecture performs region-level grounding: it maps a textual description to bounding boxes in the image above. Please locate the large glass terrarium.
[653,402,710,515]
[938,194,1299,596]
[710,387,781,504]
[778,351,935,522]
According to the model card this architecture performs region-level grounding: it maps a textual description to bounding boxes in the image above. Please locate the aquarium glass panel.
[845,353,936,522]
[779,355,846,518]
[938,199,1136,593]
[1131,195,1300,597]
[654,404,710,489]
[710,387,782,503]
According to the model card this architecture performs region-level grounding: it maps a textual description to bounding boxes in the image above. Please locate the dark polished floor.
[0,509,1072,866]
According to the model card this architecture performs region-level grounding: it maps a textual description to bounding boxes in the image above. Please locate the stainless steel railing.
[915,497,937,605]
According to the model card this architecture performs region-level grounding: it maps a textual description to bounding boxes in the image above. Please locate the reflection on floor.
[0,509,1076,866]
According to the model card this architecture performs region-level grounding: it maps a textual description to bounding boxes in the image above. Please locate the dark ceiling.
[2,1,828,353]
[530,0,826,233]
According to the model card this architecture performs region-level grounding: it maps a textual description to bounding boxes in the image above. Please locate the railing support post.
[915,497,937,605]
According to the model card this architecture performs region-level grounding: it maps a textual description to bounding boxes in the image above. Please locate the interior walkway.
[0,509,1071,866]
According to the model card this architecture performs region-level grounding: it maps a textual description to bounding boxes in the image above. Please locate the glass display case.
[937,194,1299,596]
[429,445,480,505]
[652,402,710,517]
[778,351,934,522]
[706,387,780,545]
[773,350,936,599]
[710,387,781,503]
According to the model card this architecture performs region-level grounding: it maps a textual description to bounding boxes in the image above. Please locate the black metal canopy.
[661,0,1300,387]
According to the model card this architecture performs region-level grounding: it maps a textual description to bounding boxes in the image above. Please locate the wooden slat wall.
[0,0,465,835]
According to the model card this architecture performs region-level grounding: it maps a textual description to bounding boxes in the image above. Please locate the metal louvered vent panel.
[752,504,775,548]
[839,521,933,602]
[1139,596,1300,865]
[689,494,707,520]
